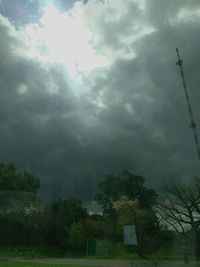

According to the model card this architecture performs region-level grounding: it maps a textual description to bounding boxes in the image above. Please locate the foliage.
[20,171,40,200]
[0,164,88,249]
[0,163,42,246]
[82,216,107,239]
[113,195,162,254]
[95,170,161,255]
[42,198,88,248]
[113,196,138,225]
[0,164,176,256]
[95,170,157,215]
[0,163,40,210]
[68,221,86,252]
[0,163,40,194]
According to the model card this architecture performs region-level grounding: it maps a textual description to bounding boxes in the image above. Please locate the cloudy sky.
[0,0,200,201]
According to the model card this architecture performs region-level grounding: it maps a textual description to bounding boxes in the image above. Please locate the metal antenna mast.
[176,48,200,160]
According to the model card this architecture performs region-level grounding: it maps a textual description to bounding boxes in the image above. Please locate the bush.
[68,221,86,252]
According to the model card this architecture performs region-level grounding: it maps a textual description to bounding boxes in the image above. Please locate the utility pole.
[176,48,200,160]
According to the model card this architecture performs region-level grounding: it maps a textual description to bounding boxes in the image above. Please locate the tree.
[157,177,200,234]
[114,196,161,255]
[0,163,20,191]
[0,163,40,195]
[95,170,157,215]
[68,221,86,252]
[0,163,41,246]
[42,198,88,247]
[156,177,200,258]
[95,170,159,254]
[0,163,41,214]
[82,215,107,239]
[113,196,138,224]
[20,171,40,200]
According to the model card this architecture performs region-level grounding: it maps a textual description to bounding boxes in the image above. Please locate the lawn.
[0,263,94,267]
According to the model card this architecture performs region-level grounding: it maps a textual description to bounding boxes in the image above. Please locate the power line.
[176,48,200,161]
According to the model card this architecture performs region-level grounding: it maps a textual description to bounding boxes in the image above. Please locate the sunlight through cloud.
[28,2,108,78]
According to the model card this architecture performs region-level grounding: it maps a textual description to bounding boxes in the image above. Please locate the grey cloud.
[145,0,200,26]
[0,0,200,201]
[85,2,200,188]
[0,17,96,198]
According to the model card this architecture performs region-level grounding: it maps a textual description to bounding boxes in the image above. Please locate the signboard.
[123,225,137,245]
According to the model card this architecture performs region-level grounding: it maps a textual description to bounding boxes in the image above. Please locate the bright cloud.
[17,1,108,79]
[170,6,200,25]
[13,0,156,81]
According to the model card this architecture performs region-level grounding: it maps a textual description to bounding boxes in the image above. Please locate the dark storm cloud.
[84,0,200,188]
[145,0,200,26]
[0,0,200,201]
[0,15,96,199]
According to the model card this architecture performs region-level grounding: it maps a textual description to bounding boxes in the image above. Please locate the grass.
[0,245,196,261]
[0,246,139,259]
[0,247,70,258]
[0,264,95,267]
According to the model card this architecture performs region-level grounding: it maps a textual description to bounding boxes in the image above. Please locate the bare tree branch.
[157,177,200,233]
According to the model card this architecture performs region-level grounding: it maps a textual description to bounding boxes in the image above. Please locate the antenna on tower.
[176,48,200,160]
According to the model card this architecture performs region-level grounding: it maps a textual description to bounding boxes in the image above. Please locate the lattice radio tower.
[176,48,200,160]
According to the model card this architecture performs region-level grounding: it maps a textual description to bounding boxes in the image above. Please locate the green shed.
[87,239,112,256]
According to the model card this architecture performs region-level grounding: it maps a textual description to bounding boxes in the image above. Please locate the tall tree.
[0,163,41,211]
[42,197,88,247]
[95,170,159,254]
[114,196,160,255]
[95,170,157,215]
[0,163,40,194]
[156,177,200,258]
[0,163,41,246]
[157,178,200,234]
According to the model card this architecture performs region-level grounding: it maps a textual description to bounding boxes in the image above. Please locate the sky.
[0,0,200,202]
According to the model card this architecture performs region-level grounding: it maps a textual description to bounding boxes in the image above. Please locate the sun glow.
[25,2,107,78]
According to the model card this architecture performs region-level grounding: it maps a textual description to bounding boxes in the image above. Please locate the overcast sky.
[0,0,200,201]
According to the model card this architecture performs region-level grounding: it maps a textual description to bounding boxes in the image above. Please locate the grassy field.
[0,247,66,258]
[0,263,95,267]
[0,245,194,261]
[0,248,183,261]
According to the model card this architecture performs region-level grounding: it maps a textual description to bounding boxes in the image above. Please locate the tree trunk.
[190,229,200,260]
[194,230,200,260]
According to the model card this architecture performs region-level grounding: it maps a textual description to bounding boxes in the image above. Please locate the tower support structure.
[176,48,200,160]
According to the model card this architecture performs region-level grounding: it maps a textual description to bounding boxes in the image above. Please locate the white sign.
[123,225,138,245]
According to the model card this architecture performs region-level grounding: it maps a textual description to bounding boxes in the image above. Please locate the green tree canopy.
[0,163,40,194]
[68,221,86,252]
[113,195,161,255]
[42,197,88,247]
[0,163,41,213]
[95,170,157,215]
